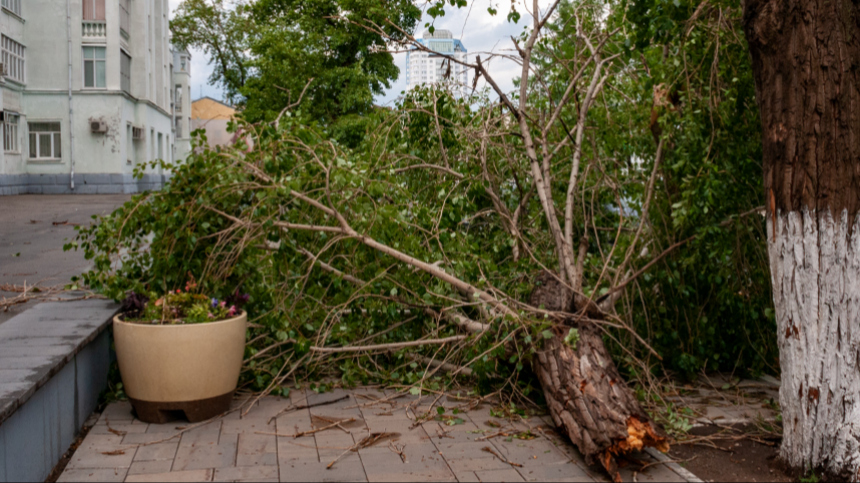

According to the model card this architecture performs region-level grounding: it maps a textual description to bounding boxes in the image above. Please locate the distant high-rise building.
[405,30,469,96]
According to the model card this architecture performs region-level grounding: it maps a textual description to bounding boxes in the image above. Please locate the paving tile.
[445,456,510,473]
[59,394,610,483]
[125,469,214,482]
[453,471,481,483]
[100,402,135,421]
[172,432,237,471]
[56,468,128,482]
[237,396,301,421]
[89,424,149,435]
[315,431,356,458]
[66,443,138,469]
[516,463,592,481]
[133,442,178,462]
[214,465,279,481]
[489,438,573,466]
[127,460,173,475]
[122,433,180,445]
[435,442,500,461]
[144,422,184,434]
[279,458,366,482]
[277,435,320,462]
[178,424,222,446]
[222,417,277,435]
[276,413,315,434]
[366,473,456,483]
[475,468,526,482]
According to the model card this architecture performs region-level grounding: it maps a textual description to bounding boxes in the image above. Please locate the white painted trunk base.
[768,209,860,477]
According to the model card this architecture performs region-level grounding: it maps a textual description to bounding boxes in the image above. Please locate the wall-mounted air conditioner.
[91,120,108,133]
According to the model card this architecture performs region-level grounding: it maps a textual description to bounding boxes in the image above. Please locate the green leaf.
[541,330,553,340]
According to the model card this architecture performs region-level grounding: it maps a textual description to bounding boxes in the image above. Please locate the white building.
[173,49,192,161]
[405,30,469,96]
[0,0,192,195]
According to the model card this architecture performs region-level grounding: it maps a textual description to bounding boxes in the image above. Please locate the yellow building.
[191,97,237,148]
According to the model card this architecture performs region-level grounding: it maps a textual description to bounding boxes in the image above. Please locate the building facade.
[405,30,469,96]
[0,0,191,195]
[173,49,191,162]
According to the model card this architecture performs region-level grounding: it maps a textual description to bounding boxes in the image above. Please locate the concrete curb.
[644,448,705,483]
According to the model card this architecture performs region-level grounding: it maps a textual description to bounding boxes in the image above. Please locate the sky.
[166,0,556,105]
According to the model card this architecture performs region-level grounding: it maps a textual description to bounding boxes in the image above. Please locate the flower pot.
[113,311,246,423]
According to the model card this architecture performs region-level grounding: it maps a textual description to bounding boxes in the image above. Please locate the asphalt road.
[0,194,130,324]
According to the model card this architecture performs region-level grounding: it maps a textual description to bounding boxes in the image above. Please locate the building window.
[121,51,131,94]
[120,0,130,35]
[1,0,21,17]
[2,36,25,83]
[82,0,105,20]
[4,113,18,153]
[83,46,106,88]
[28,122,61,160]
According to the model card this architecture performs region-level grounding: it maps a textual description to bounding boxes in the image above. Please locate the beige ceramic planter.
[113,311,246,423]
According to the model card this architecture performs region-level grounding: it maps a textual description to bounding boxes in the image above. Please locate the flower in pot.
[113,288,248,423]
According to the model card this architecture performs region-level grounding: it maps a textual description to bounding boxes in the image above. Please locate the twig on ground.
[256,418,355,438]
[327,432,393,469]
[267,395,349,424]
[481,446,523,467]
[388,441,406,462]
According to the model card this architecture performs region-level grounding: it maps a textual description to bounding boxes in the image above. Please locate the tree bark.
[743,0,860,477]
[530,273,668,482]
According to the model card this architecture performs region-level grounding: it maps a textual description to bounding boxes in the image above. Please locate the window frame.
[83,46,107,89]
[28,121,62,162]
[4,112,19,153]
[120,0,131,36]
[82,0,105,21]
[1,35,25,84]
[1,0,21,17]
[120,50,132,94]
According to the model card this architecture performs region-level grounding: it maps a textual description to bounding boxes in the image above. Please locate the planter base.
[130,391,234,423]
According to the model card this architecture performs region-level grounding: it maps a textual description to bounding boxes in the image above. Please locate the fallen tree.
[74,1,678,480]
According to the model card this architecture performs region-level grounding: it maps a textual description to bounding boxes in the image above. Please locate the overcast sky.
[167,1,555,104]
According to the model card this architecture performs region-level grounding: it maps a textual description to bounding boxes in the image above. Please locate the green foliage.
[659,404,694,437]
[538,0,775,378]
[171,0,421,146]
[563,328,580,350]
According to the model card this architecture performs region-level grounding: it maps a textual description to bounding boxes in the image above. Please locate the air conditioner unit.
[132,126,145,140]
[90,120,108,133]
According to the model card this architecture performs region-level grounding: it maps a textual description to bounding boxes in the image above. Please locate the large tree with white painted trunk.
[743,0,860,476]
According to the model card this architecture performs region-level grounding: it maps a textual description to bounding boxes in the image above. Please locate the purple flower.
[211,298,218,308]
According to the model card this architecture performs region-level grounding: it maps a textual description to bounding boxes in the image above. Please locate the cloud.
[168,1,555,104]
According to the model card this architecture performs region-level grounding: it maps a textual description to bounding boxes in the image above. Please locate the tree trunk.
[743,0,860,477]
[530,273,668,482]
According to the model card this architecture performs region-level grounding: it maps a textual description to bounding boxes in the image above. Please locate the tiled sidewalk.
[58,388,693,482]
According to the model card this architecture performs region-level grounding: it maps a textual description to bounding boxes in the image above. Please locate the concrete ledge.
[0,299,119,482]
[0,173,168,196]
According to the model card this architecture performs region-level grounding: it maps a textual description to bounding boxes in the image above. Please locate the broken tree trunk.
[529,272,668,482]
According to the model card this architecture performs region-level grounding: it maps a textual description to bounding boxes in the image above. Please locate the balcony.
[82,21,106,41]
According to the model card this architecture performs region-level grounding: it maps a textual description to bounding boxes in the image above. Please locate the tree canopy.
[171,0,421,145]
